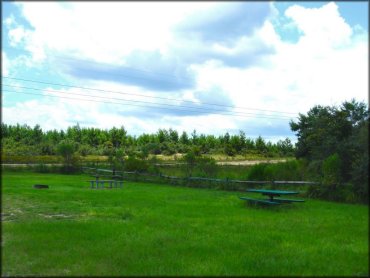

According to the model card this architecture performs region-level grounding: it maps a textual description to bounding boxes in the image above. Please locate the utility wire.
[3,84,294,120]
[3,76,299,116]
[3,89,295,121]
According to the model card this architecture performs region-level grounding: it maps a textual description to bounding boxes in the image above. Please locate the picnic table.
[89,180,123,189]
[240,189,305,205]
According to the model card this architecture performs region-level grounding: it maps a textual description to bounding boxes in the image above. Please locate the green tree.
[290,99,369,202]
[182,146,201,177]
[276,138,294,156]
[255,136,267,154]
[169,128,179,143]
[322,153,342,185]
[57,139,79,173]
[180,131,190,145]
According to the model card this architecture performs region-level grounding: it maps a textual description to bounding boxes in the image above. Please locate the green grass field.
[2,171,368,276]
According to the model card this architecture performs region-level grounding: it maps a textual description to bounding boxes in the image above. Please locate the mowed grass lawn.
[1,171,368,276]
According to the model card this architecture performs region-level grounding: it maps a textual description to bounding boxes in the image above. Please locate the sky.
[1,1,368,142]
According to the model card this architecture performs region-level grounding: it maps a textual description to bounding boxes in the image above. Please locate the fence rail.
[81,167,319,190]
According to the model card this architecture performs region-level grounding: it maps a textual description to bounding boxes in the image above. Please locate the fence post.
[271,180,275,190]
[95,174,100,189]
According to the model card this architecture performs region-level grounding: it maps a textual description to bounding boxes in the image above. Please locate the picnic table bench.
[240,189,305,206]
[89,180,123,189]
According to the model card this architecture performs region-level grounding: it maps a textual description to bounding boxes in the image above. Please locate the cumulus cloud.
[193,86,234,109]
[11,2,195,64]
[176,2,271,44]
[58,53,195,92]
[8,2,276,86]
[4,14,16,27]
[189,2,367,114]
[2,2,368,141]
[2,52,10,76]
[285,2,352,47]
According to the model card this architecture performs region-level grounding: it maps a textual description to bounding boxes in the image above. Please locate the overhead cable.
[3,76,299,116]
[3,84,294,120]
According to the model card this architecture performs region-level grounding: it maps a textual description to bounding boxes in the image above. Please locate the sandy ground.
[1,163,63,167]
[2,159,288,167]
[216,159,287,166]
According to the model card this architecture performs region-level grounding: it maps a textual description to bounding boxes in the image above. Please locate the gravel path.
[216,159,287,166]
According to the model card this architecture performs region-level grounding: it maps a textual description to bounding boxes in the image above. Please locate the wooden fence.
[82,167,319,192]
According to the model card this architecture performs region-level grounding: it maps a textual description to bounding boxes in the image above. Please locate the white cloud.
[12,2,216,64]
[2,2,368,140]
[8,26,27,46]
[2,52,10,76]
[4,14,16,28]
[186,3,367,119]
[285,2,353,48]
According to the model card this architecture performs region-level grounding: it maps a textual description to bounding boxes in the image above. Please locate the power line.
[3,84,294,120]
[3,88,294,120]
[2,89,295,121]
[3,76,299,116]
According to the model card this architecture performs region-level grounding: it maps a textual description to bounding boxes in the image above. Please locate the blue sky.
[1,1,368,142]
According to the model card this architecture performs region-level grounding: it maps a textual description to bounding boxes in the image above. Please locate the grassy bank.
[2,171,368,276]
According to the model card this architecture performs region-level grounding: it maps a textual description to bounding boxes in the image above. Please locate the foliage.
[290,99,369,203]
[57,140,80,173]
[124,155,149,172]
[106,146,126,174]
[246,160,304,181]
[1,123,294,158]
[180,147,218,177]
[322,153,342,185]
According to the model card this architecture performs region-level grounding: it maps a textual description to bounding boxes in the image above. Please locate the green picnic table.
[89,180,123,189]
[240,189,305,205]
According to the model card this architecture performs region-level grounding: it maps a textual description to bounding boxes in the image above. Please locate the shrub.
[57,140,80,173]
[193,156,218,177]
[247,163,268,181]
[124,156,149,172]
[78,144,91,156]
[147,157,161,174]
[322,153,342,185]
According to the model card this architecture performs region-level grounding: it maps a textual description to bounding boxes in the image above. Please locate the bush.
[322,153,342,185]
[124,156,149,172]
[351,154,369,204]
[147,157,160,174]
[78,144,91,156]
[193,156,218,177]
[246,160,304,181]
[247,163,268,181]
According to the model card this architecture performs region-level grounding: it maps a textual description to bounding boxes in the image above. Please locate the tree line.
[1,124,295,158]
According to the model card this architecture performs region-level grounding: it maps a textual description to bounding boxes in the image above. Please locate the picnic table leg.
[109,181,113,188]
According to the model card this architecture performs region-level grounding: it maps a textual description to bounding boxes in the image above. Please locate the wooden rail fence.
[82,167,319,192]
